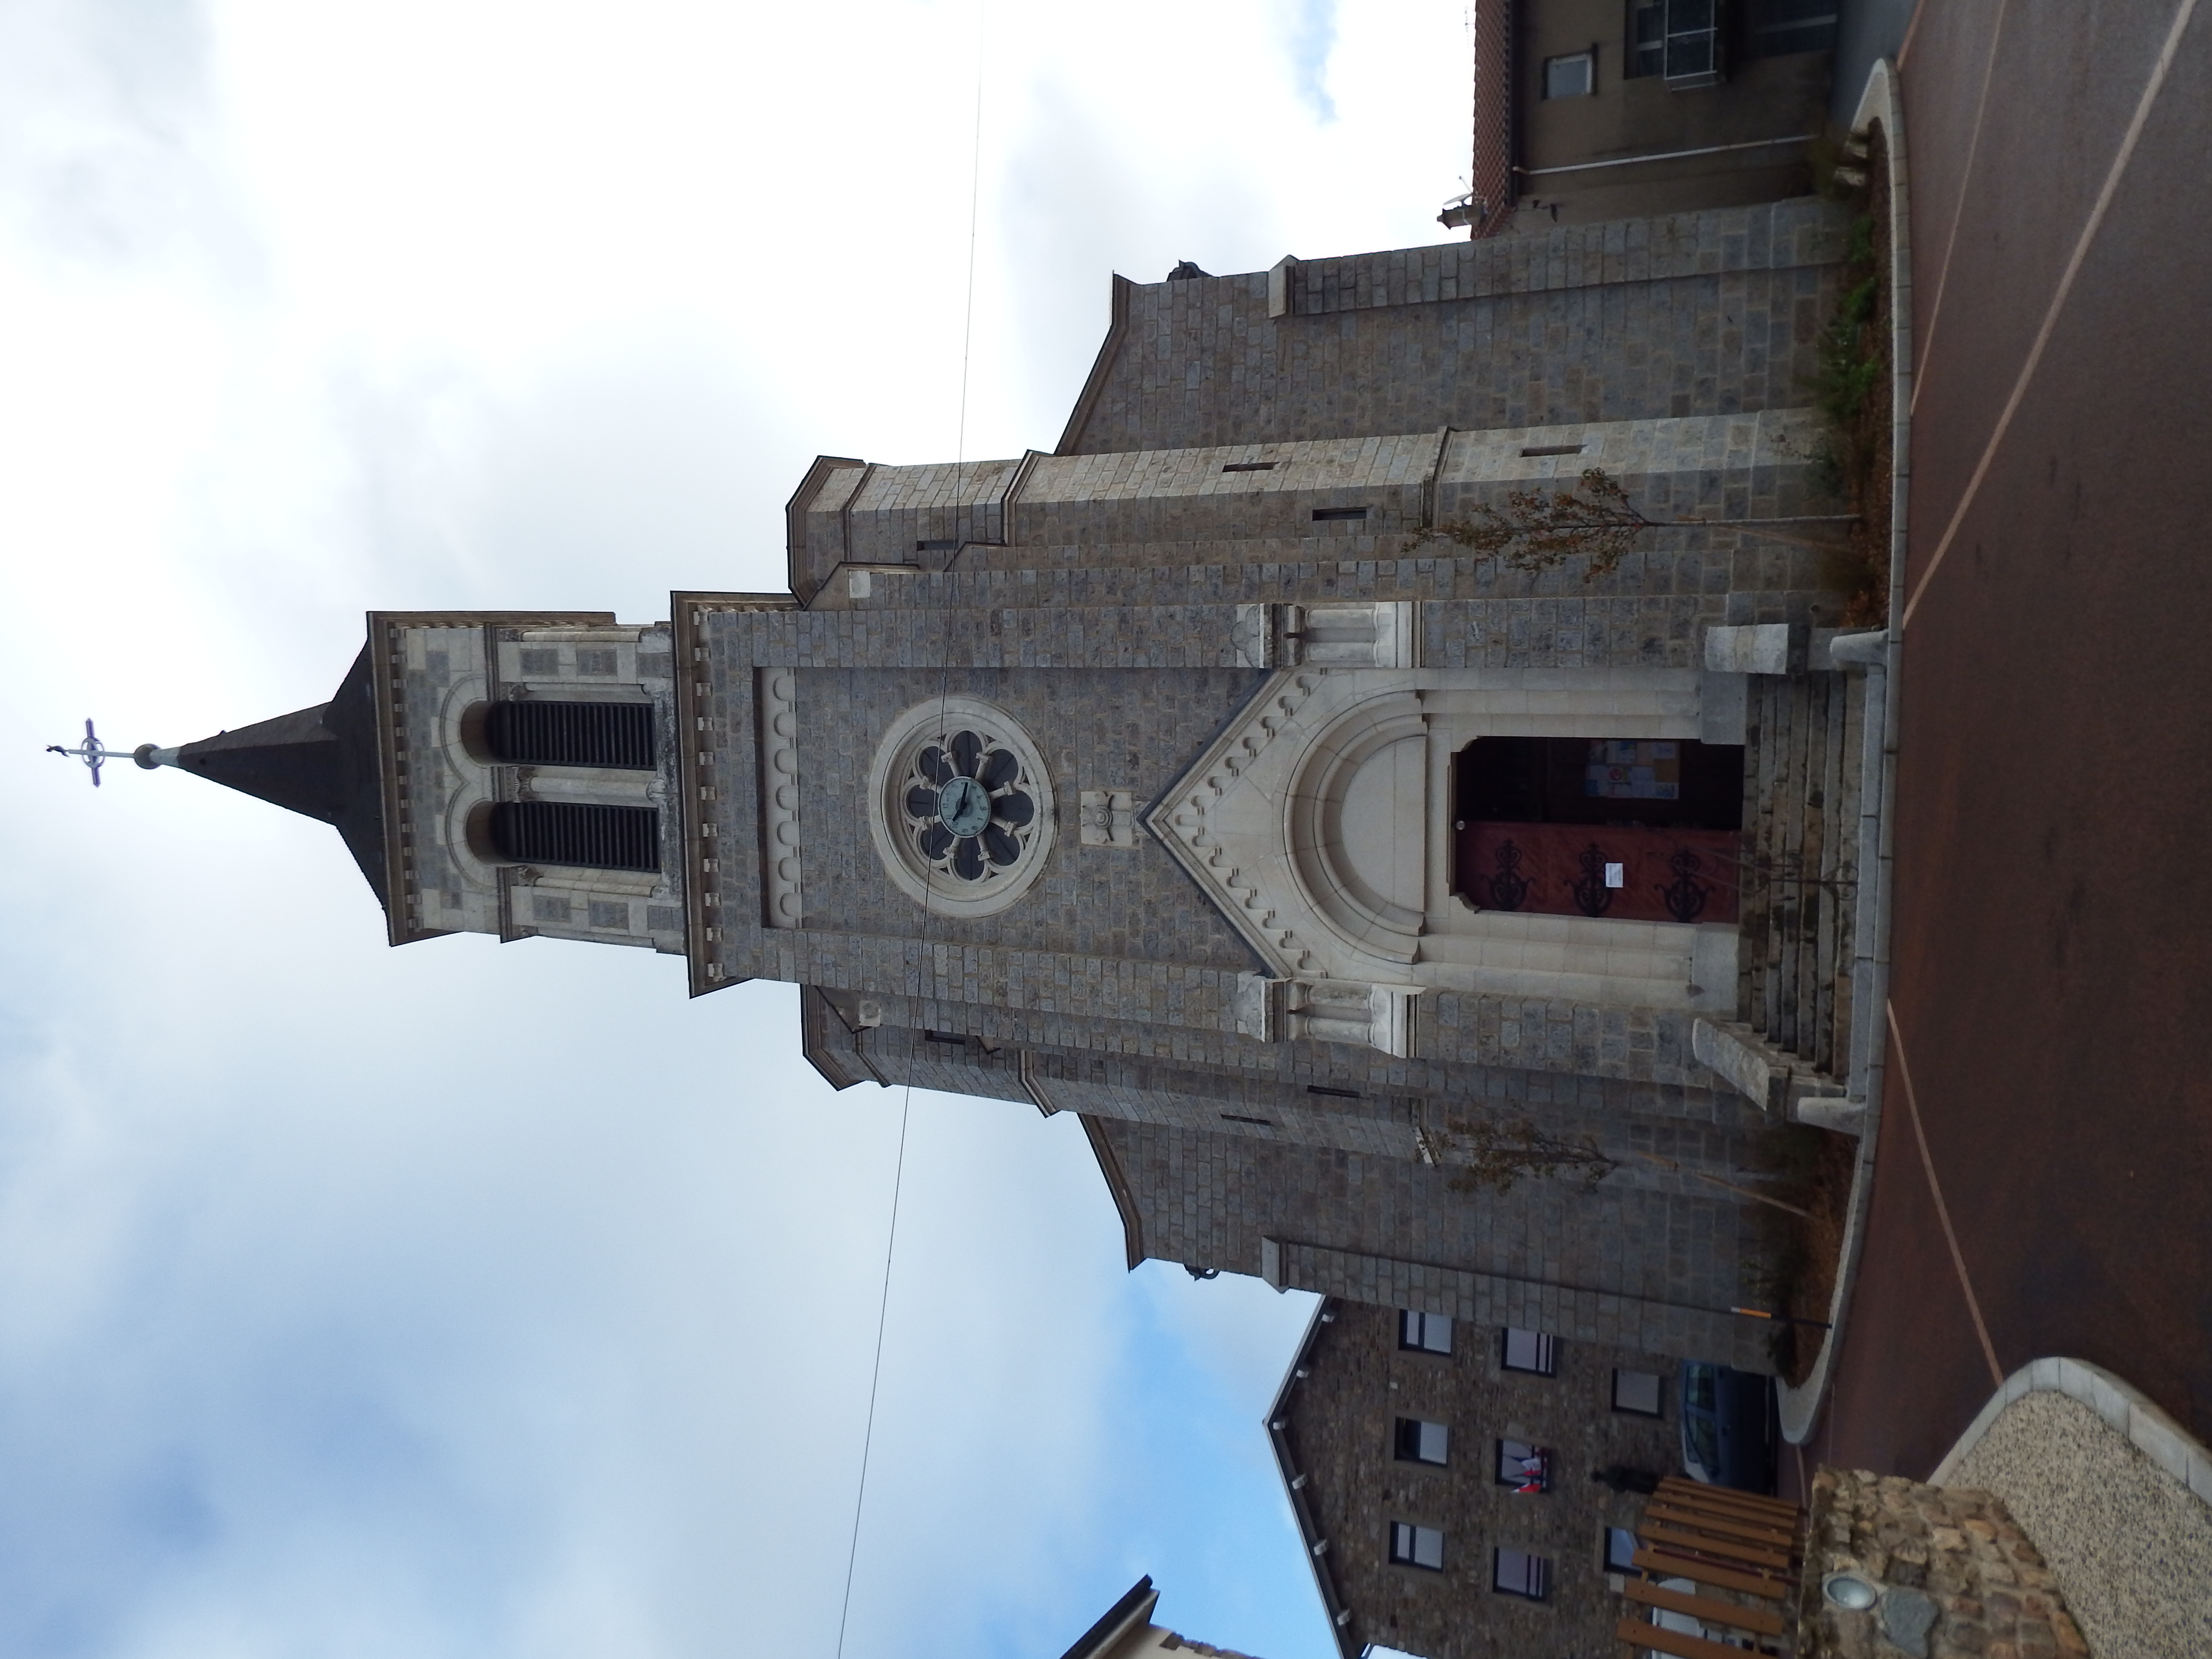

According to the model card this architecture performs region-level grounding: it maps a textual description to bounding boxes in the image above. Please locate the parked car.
[1678,1362,1779,1494]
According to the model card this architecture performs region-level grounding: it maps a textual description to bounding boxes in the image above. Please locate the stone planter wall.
[1799,1467,2088,1659]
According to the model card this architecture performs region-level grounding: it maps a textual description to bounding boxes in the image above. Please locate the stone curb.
[1777,53,1915,1446]
[1930,1357,2212,1509]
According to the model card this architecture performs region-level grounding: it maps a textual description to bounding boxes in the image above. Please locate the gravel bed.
[1943,1389,2212,1659]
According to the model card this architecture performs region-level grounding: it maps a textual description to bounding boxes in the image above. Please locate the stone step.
[1737,669,1864,1082]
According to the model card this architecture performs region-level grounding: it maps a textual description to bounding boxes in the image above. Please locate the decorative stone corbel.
[1288,978,1419,1058]
[1283,601,1419,669]
[1231,604,1278,669]
[1236,971,1286,1043]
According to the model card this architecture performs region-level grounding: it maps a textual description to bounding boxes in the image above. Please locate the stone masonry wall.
[1281,1301,1683,1659]
[1093,1116,1773,1371]
[1801,1467,2088,1659]
[1063,200,1852,454]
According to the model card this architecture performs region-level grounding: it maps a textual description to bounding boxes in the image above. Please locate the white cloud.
[0,1,1469,1654]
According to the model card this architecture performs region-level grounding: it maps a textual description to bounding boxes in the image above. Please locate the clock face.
[936,774,993,837]
[880,706,1051,911]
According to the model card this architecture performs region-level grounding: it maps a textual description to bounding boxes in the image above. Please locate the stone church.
[145,195,1871,1376]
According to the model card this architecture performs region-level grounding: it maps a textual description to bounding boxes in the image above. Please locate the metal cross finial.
[46,720,158,788]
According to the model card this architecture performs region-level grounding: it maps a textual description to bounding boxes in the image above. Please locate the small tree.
[1424,467,1656,583]
[1423,464,1856,583]
[1429,1112,1619,1194]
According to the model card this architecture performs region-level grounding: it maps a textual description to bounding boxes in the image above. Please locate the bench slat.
[1638,1523,1793,1571]
[1623,1577,1786,1636]
[1629,1548,1789,1599]
[1615,1615,1776,1659]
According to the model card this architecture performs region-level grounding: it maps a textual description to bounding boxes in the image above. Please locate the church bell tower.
[133,611,694,956]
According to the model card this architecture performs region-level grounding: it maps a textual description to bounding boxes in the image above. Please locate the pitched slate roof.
[173,645,388,907]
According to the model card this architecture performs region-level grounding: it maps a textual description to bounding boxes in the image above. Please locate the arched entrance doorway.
[1453,737,1744,924]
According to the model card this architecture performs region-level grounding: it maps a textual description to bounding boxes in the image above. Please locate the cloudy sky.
[0,2,1470,1655]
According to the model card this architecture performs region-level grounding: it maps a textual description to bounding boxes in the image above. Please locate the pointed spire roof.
[170,647,389,906]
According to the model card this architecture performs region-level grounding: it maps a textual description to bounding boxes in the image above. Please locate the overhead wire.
[832,4,989,1653]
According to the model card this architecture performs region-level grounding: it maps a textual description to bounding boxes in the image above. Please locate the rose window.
[902,729,1039,882]
[868,697,1056,917]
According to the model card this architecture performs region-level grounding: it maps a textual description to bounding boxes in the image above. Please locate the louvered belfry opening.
[486,700,654,769]
[488,803,660,872]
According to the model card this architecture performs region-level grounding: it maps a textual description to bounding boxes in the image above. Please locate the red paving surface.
[1799,0,2212,1479]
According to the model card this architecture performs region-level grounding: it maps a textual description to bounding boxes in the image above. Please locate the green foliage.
[1422,466,1657,584]
[1814,269,1884,431]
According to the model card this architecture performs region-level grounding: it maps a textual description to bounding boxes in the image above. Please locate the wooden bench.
[1612,1481,1805,1657]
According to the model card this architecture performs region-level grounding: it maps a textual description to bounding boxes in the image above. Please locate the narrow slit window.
[1221,461,1278,473]
[1311,506,1370,522]
[924,1031,970,1045]
[1306,1084,1362,1099]
[1389,1523,1446,1571]
[486,701,655,769]
[1220,1113,1274,1127]
[1399,1310,1452,1354]
[1395,1418,1449,1465]
[1520,442,1586,457]
[488,803,659,872]
[1496,1439,1552,1493]
[1501,1327,1558,1375]
[915,538,962,552]
[1494,1548,1551,1599]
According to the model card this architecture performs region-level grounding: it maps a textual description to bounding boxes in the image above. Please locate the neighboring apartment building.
[1449,0,1840,236]
[1269,1299,1680,1659]
[1056,1577,1266,1659]
[128,193,1872,1374]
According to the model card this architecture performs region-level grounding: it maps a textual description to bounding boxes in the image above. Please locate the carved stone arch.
[1151,662,1742,1054]
[1284,693,1428,966]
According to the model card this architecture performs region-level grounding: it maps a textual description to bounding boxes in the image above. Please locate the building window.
[1628,0,1722,84]
[1399,1310,1453,1354]
[489,803,659,872]
[1612,1368,1665,1417]
[1628,0,1666,76]
[1390,1523,1446,1571]
[1543,50,1595,97]
[1395,1419,1450,1465]
[1497,1439,1552,1493]
[1492,1548,1551,1600]
[1605,1526,1641,1573]
[1311,506,1370,521]
[486,701,655,769]
[1743,0,1839,59]
[1501,1327,1557,1375]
